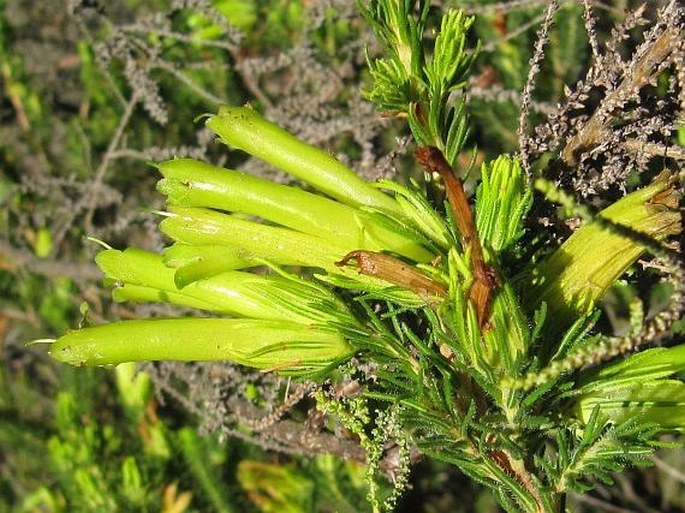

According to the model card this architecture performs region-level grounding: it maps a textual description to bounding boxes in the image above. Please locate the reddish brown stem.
[414,146,498,325]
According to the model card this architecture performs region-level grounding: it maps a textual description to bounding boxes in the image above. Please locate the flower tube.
[50,318,352,374]
[157,158,433,262]
[98,248,354,324]
[205,105,403,215]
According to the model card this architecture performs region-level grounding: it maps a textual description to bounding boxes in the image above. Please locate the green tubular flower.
[205,105,403,215]
[50,318,352,373]
[111,283,224,313]
[159,208,432,304]
[576,381,685,430]
[156,158,433,262]
[97,248,354,324]
[575,346,685,430]
[577,345,685,392]
[162,243,256,287]
[159,206,350,272]
[523,176,681,334]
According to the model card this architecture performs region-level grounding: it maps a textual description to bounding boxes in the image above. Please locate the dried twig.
[653,454,685,484]
[517,0,559,178]
[229,398,367,460]
[51,92,140,251]
[460,0,617,15]
[561,22,680,165]
[415,146,498,325]
[468,82,557,114]
[244,381,317,432]
[0,238,101,282]
[582,0,601,62]
[623,140,685,161]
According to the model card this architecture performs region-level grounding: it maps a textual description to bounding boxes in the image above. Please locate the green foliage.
[475,155,532,252]
[3,0,684,512]
[358,0,429,113]
[9,367,171,512]
[360,1,476,163]
[45,1,684,509]
[523,175,681,337]
[177,428,236,513]
[238,455,373,513]
[574,345,685,429]
[546,411,660,494]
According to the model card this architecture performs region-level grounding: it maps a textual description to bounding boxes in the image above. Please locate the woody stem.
[414,146,496,325]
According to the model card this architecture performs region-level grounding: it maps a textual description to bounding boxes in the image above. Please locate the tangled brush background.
[1,0,684,511]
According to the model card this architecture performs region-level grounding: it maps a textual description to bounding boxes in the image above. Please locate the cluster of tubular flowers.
[49,106,441,375]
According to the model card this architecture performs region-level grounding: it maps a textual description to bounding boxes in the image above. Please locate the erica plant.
[47,1,684,512]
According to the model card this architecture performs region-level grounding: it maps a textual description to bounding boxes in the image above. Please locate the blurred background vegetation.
[1,0,683,512]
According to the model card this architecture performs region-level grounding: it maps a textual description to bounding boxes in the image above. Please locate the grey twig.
[582,0,602,62]
[623,140,685,161]
[84,93,140,228]
[461,0,616,15]
[653,454,685,484]
[517,0,559,178]
[154,60,227,106]
[244,382,317,432]
[0,238,101,282]
[561,21,679,166]
[51,92,140,252]
[228,397,366,461]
